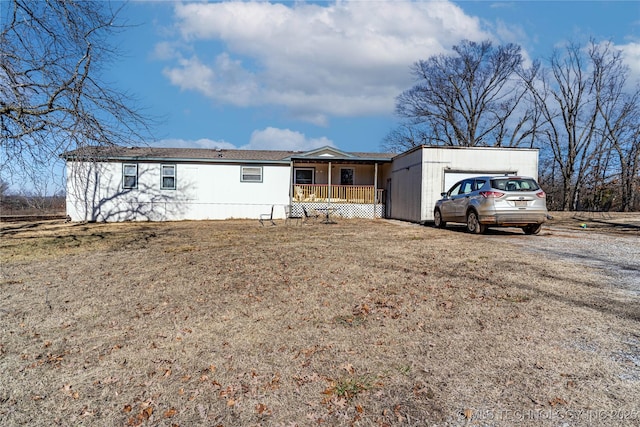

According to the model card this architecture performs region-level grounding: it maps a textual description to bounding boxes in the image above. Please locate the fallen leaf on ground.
[256,403,271,415]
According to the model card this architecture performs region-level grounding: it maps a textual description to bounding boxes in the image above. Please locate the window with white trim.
[241,166,263,182]
[294,168,314,184]
[161,164,176,190]
[123,163,138,189]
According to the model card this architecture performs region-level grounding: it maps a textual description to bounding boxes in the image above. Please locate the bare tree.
[0,0,152,184]
[391,40,533,149]
[590,42,640,212]
[525,41,639,211]
[381,123,433,153]
[523,43,593,210]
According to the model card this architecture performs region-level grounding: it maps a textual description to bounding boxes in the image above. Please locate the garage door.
[443,171,515,193]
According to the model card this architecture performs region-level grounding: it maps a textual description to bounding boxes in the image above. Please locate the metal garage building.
[387,146,539,223]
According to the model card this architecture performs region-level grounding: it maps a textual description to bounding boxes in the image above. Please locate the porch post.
[374,162,378,219]
[289,159,294,210]
[327,161,332,209]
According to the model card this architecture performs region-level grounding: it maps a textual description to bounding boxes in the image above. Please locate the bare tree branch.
[0,0,153,184]
[391,40,532,150]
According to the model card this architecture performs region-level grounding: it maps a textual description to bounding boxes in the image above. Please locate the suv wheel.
[466,211,486,234]
[522,224,542,235]
[434,209,446,228]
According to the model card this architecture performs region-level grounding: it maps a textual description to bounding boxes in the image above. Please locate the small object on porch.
[302,206,320,223]
[259,205,276,226]
[285,205,302,226]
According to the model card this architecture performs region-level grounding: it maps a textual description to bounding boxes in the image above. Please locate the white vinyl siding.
[66,162,291,221]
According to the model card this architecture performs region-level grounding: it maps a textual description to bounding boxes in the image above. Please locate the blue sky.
[110,0,640,154]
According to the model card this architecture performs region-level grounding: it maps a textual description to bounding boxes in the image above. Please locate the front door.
[340,168,354,186]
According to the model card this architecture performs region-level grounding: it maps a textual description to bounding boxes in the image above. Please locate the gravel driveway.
[493,216,640,297]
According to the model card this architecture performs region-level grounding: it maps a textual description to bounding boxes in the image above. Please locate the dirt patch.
[1,218,638,426]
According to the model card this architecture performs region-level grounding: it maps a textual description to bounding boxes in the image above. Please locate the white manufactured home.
[62,145,538,223]
[387,146,539,223]
[62,146,394,222]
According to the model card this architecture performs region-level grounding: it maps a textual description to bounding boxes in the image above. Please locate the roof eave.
[288,155,393,162]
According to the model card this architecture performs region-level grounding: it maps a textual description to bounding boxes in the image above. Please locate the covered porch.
[288,147,393,219]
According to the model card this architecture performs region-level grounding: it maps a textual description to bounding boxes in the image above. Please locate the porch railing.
[293,184,383,204]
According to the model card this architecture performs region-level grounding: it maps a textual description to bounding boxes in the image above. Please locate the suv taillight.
[480,191,505,198]
[536,191,546,198]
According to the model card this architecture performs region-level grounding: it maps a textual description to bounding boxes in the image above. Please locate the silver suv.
[434,176,548,234]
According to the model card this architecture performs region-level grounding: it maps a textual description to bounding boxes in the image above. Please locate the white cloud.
[152,138,236,150]
[151,41,180,61]
[242,127,334,151]
[163,57,216,97]
[150,129,331,152]
[163,53,258,105]
[159,0,491,123]
[618,42,640,85]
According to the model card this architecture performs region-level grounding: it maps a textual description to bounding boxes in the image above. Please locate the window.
[340,168,354,185]
[473,179,487,191]
[294,168,314,184]
[161,164,176,190]
[459,180,474,194]
[241,166,263,182]
[123,163,138,189]
[491,178,540,192]
[448,182,462,196]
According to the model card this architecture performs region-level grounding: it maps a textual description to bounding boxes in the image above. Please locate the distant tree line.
[387,40,640,212]
[0,179,65,216]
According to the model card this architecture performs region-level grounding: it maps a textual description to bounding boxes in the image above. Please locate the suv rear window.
[491,178,540,192]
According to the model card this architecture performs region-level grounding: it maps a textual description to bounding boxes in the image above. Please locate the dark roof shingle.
[61,146,395,163]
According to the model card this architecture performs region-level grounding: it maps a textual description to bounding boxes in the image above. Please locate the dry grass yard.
[0,214,638,426]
